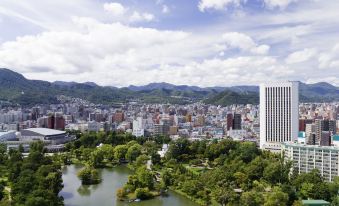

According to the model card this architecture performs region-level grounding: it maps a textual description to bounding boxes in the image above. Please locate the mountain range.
[0,68,338,106]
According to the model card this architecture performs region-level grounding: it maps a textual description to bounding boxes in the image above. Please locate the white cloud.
[0,17,289,87]
[198,0,242,12]
[102,2,155,23]
[197,0,299,12]
[263,0,297,10]
[129,11,155,22]
[318,43,339,69]
[285,48,317,64]
[1,0,339,86]
[155,0,163,5]
[162,5,169,14]
[222,32,270,54]
[103,2,126,16]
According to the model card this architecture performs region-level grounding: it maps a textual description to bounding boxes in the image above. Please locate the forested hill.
[204,82,339,106]
[0,68,338,106]
[0,68,210,105]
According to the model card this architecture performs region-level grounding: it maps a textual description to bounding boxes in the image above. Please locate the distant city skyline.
[1,1,339,87]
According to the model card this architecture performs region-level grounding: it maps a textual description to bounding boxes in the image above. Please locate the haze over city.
[0,0,339,87]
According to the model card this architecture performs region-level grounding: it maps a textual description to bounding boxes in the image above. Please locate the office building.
[233,114,242,130]
[320,131,331,146]
[315,119,337,144]
[305,123,315,139]
[260,81,299,151]
[113,111,124,123]
[299,119,313,132]
[154,121,170,136]
[226,113,233,131]
[47,113,65,130]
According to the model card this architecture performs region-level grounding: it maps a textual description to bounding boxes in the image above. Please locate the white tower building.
[260,81,299,151]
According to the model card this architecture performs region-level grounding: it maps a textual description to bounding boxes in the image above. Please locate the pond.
[59,165,200,206]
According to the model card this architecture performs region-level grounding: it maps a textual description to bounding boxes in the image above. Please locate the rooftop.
[23,128,66,136]
[333,135,339,141]
[283,142,339,152]
[0,130,16,136]
[302,200,330,205]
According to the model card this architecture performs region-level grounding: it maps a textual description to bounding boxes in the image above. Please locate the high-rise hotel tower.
[260,81,299,151]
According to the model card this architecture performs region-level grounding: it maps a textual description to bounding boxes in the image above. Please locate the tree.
[79,147,92,162]
[292,169,323,190]
[30,141,46,153]
[166,138,191,161]
[212,185,239,206]
[116,188,126,201]
[313,182,331,201]
[143,141,158,155]
[235,142,259,163]
[126,175,139,191]
[18,144,25,153]
[234,172,249,189]
[161,169,173,188]
[263,161,286,184]
[60,153,72,165]
[79,133,97,147]
[135,188,153,200]
[90,149,105,168]
[0,183,4,201]
[292,200,303,206]
[151,152,161,165]
[281,184,298,206]
[204,139,237,160]
[136,166,154,189]
[246,156,266,181]
[77,167,92,185]
[77,167,101,185]
[264,186,289,206]
[331,196,339,206]
[0,144,6,164]
[114,145,128,162]
[25,196,50,206]
[182,179,204,197]
[135,155,149,168]
[126,144,142,162]
[36,165,63,194]
[99,144,115,161]
[240,190,264,206]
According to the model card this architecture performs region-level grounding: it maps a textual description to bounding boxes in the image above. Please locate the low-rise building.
[0,130,17,142]
[21,128,69,145]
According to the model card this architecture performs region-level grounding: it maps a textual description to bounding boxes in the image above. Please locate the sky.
[0,0,339,87]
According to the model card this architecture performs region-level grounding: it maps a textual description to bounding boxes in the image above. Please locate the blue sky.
[0,0,339,87]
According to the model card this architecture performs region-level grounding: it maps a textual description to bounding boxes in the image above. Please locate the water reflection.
[77,185,91,196]
[60,165,199,206]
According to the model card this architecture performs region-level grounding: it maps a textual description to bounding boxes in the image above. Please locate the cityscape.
[1,1,339,206]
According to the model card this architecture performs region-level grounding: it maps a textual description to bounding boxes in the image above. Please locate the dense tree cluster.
[63,131,168,169]
[65,131,169,151]
[5,141,63,206]
[120,166,156,200]
[162,138,339,206]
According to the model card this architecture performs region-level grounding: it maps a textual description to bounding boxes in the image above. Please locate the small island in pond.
[77,166,101,185]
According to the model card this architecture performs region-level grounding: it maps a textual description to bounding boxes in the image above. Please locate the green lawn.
[183,164,206,175]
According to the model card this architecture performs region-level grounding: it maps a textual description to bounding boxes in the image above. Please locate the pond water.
[60,165,199,206]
